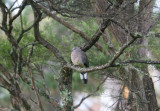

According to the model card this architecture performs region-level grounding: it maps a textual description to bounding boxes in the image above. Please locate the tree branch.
[0,74,11,88]
[119,60,160,65]
[82,19,111,51]
[0,64,31,110]
[27,65,44,111]
[9,0,27,33]
[0,0,8,30]
[25,40,45,111]
[145,14,160,35]
[74,73,110,109]
[68,35,141,72]
[28,1,110,55]
[0,25,7,32]
[9,0,17,11]
[0,1,19,48]
[110,19,138,39]
[17,15,41,43]
[0,64,12,80]
[29,0,67,66]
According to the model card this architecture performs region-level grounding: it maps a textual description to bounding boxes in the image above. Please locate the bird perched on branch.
[71,47,89,84]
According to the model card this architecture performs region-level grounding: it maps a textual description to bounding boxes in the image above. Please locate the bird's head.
[72,47,81,51]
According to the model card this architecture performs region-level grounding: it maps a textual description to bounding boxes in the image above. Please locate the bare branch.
[82,19,111,51]
[126,0,153,23]
[68,35,141,72]
[0,0,8,30]
[26,41,44,111]
[0,64,12,80]
[29,1,67,66]
[74,73,110,109]
[34,64,50,95]
[0,74,11,88]
[0,2,19,48]
[0,25,7,32]
[11,6,21,12]
[17,16,42,43]
[17,41,39,83]
[9,0,17,11]
[0,64,31,110]
[27,65,45,111]
[37,87,61,109]
[28,1,110,55]
[9,0,27,33]
[110,19,137,39]
[145,14,160,35]
[119,60,160,65]
[20,69,61,109]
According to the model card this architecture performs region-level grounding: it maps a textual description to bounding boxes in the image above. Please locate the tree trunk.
[59,67,73,111]
[137,0,158,110]
[90,0,158,111]
[143,75,158,111]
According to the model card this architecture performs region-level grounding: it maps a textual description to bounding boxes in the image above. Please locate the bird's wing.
[71,50,83,66]
[81,51,89,67]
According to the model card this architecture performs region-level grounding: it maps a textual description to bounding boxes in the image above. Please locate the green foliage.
[149,38,160,59]
[0,39,12,69]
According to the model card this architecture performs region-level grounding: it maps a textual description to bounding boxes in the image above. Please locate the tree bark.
[137,0,158,110]
[143,75,158,111]
[29,1,74,110]
[59,67,73,111]
[90,0,158,111]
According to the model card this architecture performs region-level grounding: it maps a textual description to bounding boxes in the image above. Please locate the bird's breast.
[71,53,83,66]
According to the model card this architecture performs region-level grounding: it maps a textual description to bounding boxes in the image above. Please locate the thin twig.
[74,73,110,109]
[17,16,42,43]
[11,6,21,12]
[30,1,110,55]
[9,0,27,33]
[9,0,17,11]
[34,64,51,95]
[82,19,111,51]
[110,19,138,39]
[119,60,160,65]
[27,65,44,111]
[145,14,160,35]
[17,41,39,83]
[27,42,44,111]
[0,64,12,80]
[30,3,67,66]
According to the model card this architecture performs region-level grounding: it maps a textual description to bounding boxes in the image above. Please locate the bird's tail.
[80,73,87,84]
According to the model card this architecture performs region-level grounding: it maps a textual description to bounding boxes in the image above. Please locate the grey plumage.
[71,47,89,84]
